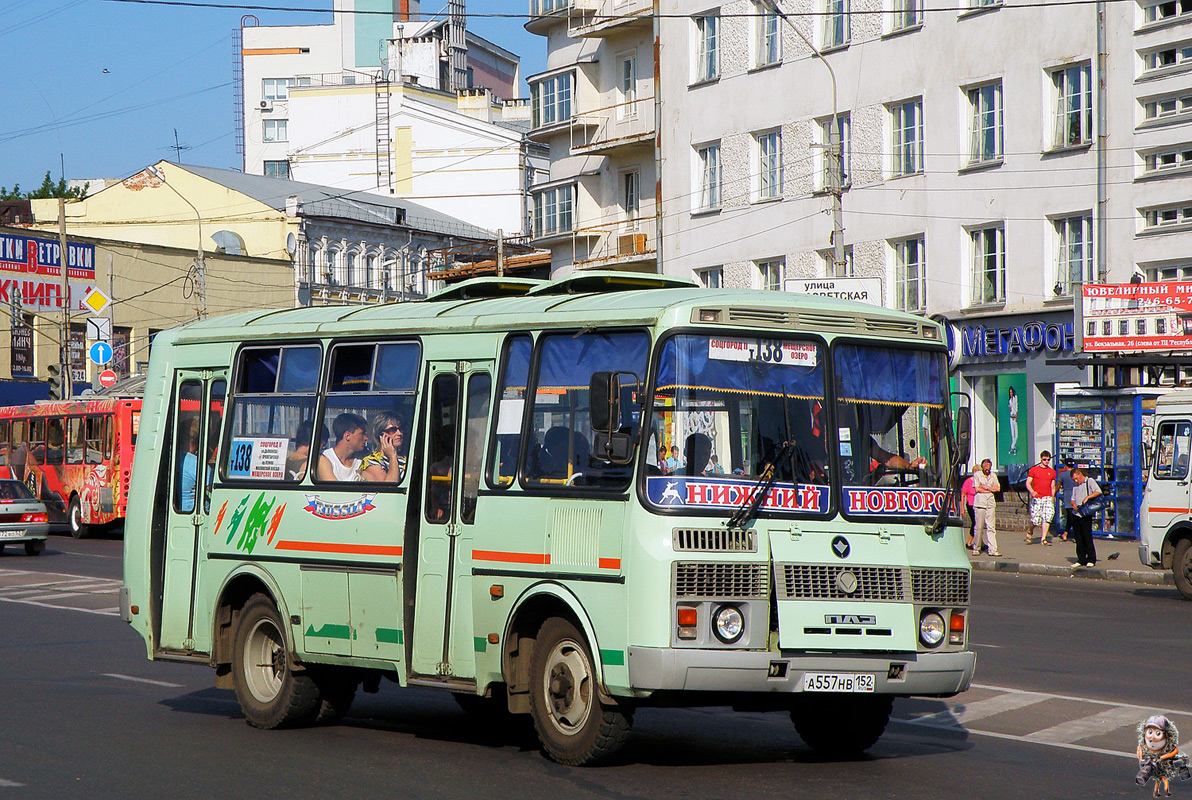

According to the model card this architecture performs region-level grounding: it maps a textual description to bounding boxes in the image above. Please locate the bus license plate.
[0,530,26,539]
[802,672,875,693]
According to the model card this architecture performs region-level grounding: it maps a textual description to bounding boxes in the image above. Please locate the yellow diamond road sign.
[83,287,111,315]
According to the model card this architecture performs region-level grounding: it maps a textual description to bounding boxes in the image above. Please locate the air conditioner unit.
[617,233,647,256]
[259,100,273,111]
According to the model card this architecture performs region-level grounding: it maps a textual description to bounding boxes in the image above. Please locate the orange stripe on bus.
[472,550,551,565]
[1147,507,1189,514]
[598,558,621,570]
[274,541,403,556]
[242,47,306,55]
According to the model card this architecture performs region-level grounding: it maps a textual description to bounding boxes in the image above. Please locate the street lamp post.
[756,0,846,276]
[147,165,207,319]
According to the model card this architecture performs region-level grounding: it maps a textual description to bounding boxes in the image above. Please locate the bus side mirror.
[954,406,972,464]
[590,372,634,465]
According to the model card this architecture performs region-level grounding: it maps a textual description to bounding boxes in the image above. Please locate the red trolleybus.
[0,398,141,537]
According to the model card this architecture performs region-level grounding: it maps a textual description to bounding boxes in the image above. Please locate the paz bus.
[121,272,975,765]
[0,397,141,537]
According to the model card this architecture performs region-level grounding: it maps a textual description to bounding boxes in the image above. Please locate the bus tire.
[791,694,893,754]
[528,617,632,766]
[232,593,320,729]
[313,669,357,725]
[1173,538,1192,601]
[68,496,90,539]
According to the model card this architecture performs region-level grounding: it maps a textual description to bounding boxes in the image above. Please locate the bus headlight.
[712,605,744,644]
[919,611,945,647]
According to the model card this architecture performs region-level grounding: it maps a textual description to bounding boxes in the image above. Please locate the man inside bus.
[178,419,200,513]
[317,412,367,482]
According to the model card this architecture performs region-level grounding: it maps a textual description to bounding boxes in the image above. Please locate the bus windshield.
[647,334,830,514]
[834,343,947,491]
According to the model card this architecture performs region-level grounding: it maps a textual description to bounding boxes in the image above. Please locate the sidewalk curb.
[971,560,1175,586]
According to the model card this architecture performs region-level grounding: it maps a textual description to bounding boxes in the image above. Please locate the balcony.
[569,98,655,155]
[526,0,577,34]
[569,0,653,38]
[573,219,657,270]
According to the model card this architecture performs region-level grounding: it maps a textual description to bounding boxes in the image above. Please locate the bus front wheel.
[232,594,320,729]
[791,693,893,754]
[1173,538,1192,600]
[528,617,632,766]
[68,497,91,539]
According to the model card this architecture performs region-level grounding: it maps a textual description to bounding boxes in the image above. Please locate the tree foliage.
[0,171,89,200]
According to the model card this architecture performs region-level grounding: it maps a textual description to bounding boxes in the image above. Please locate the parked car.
[0,479,49,556]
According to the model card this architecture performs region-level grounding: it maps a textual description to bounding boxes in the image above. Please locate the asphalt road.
[0,534,1187,800]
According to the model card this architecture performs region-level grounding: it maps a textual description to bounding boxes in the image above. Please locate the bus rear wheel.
[1173,538,1192,600]
[68,497,90,539]
[232,594,320,729]
[528,618,632,766]
[790,693,893,754]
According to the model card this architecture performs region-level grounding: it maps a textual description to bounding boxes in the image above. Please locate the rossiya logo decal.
[303,494,377,520]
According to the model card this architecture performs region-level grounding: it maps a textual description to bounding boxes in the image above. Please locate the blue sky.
[0,0,546,193]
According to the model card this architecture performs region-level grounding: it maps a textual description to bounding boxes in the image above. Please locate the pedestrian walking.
[1055,458,1076,542]
[1069,467,1103,568]
[961,465,978,548]
[1025,450,1057,545]
[971,458,1001,557]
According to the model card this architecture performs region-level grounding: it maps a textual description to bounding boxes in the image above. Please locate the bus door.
[410,361,493,678]
[159,370,227,651]
[1143,418,1192,551]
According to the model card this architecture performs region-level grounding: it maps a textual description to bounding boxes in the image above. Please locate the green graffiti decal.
[473,636,487,653]
[305,623,353,640]
[600,649,625,666]
[376,628,404,644]
[232,493,277,554]
[224,495,251,545]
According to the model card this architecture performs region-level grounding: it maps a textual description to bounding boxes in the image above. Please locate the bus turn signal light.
[677,606,698,640]
[949,612,965,645]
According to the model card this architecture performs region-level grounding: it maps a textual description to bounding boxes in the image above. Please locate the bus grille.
[777,564,907,602]
[726,308,793,326]
[910,568,971,605]
[673,562,769,599]
[672,528,757,553]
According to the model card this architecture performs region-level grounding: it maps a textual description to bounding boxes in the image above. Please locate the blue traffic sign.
[89,341,113,366]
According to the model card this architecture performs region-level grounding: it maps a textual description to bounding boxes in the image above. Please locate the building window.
[969,0,1000,9]
[531,72,573,128]
[532,185,575,237]
[618,55,637,120]
[1158,317,1169,334]
[263,160,290,179]
[1143,0,1192,24]
[1055,214,1093,295]
[891,99,924,176]
[262,77,310,101]
[818,114,851,189]
[695,14,720,82]
[756,2,782,66]
[531,0,571,14]
[697,143,722,211]
[1143,92,1192,120]
[756,129,783,200]
[1146,261,1192,280]
[698,266,723,288]
[967,81,1003,164]
[1142,203,1192,229]
[263,119,288,143]
[307,246,320,284]
[1143,44,1192,72]
[1144,145,1192,173]
[326,248,341,285]
[891,0,922,30]
[971,225,1005,304]
[894,236,926,312]
[823,0,850,48]
[821,246,855,277]
[622,170,640,221]
[1052,64,1093,148]
[1138,319,1148,335]
[757,258,785,291]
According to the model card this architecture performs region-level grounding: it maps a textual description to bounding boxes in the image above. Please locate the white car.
[0,479,49,556]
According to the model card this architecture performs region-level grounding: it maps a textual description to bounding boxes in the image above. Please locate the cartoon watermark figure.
[1136,715,1191,797]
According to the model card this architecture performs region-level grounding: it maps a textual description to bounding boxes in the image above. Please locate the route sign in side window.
[226,345,321,482]
[317,342,420,486]
[1154,421,1192,479]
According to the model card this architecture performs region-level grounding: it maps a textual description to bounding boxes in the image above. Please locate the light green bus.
[122,271,975,765]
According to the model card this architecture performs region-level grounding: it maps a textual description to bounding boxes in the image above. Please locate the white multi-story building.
[527,0,1192,467]
[239,0,546,236]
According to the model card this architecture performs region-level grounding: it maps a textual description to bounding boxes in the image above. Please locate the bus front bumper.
[627,647,975,697]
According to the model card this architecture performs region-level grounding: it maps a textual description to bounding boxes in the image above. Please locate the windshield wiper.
[728,386,795,530]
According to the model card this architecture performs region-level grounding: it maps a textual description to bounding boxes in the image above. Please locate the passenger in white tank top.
[317,412,367,482]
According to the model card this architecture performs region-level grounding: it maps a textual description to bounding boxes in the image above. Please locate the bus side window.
[226,345,320,483]
[0,419,8,466]
[67,417,85,465]
[45,417,65,466]
[85,416,105,464]
[487,334,531,490]
[425,374,459,522]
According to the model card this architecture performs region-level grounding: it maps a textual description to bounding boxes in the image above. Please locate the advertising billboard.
[1082,282,1192,352]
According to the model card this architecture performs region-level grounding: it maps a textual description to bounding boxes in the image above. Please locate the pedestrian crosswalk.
[0,568,122,616]
[894,684,1192,760]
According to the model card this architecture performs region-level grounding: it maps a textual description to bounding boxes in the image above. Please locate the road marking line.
[103,673,184,688]
[16,592,88,602]
[912,690,1048,726]
[0,597,119,616]
[0,778,25,787]
[1024,705,1147,744]
[972,683,1192,716]
[891,717,1135,760]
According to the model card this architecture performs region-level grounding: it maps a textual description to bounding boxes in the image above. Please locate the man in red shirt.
[1025,450,1058,545]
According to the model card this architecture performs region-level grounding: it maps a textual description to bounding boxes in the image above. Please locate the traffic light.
[46,363,63,401]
